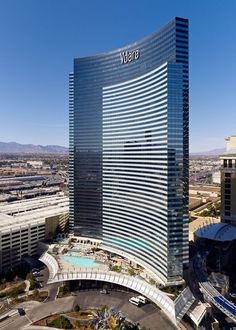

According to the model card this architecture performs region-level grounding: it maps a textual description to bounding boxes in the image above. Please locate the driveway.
[0,290,176,330]
[73,290,176,330]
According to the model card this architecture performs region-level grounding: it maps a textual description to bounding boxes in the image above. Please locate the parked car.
[100,289,109,294]
[33,271,39,276]
[129,297,140,306]
[137,295,148,304]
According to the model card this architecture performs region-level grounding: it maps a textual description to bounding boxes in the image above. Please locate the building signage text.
[120,50,140,64]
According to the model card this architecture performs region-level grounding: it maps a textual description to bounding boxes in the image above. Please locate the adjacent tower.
[69,17,189,284]
[221,136,236,225]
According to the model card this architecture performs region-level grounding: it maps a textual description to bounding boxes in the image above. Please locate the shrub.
[91,247,99,253]
[58,284,69,297]
[26,272,36,290]
[73,304,80,312]
[0,282,26,298]
[128,268,136,276]
[100,304,108,314]
[48,315,72,329]
[149,278,156,285]
[111,265,121,272]
[32,289,39,298]
[75,320,81,327]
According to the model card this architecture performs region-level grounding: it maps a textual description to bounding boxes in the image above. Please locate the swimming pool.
[61,255,99,268]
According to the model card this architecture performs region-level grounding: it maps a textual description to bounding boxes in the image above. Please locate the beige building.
[0,196,69,273]
[189,217,220,241]
[225,135,236,153]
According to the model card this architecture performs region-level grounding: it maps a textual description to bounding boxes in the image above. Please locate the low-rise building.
[189,217,220,241]
[27,160,43,169]
[212,171,221,185]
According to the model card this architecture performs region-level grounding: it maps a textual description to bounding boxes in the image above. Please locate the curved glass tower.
[69,17,189,284]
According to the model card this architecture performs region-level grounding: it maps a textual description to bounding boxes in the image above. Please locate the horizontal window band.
[103,63,168,92]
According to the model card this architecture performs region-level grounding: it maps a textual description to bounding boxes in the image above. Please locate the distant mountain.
[0,142,68,154]
[191,148,226,156]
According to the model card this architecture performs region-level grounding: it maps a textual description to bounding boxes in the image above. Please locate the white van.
[129,297,141,306]
[137,295,148,304]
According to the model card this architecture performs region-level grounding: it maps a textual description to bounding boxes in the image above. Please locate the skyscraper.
[221,136,236,225]
[69,17,189,284]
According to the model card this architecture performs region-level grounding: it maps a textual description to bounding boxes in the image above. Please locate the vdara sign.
[120,50,140,64]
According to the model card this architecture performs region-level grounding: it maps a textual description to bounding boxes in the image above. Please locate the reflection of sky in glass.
[105,237,149,250]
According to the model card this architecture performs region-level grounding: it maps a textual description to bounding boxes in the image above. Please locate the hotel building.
[69,17,189,284]
[221,136,236,225]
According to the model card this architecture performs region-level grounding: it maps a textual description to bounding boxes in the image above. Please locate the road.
[0,290,176,330]
[73,290,176,329]
[38,265,61,302]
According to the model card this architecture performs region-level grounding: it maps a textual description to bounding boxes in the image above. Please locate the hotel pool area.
[61,255,99,268]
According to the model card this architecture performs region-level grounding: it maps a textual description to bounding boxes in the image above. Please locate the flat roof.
[220,154,236,159]
[0,196,69,233]
[189,217,220,233]
[0,195,68,214]
[189,185,220,192]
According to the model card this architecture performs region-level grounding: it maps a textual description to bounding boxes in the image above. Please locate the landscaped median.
[0,281,26,298]
[13,289,48,303]
[33,304,140,329]
[0,281,48,316]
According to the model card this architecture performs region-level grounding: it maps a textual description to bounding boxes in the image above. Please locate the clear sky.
[0,0,235,152]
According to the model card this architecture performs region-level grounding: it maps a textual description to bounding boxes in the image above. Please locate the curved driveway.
[0,291,176,330]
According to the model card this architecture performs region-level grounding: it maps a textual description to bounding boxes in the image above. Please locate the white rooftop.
[0,196,69,233]
[187,300,208,326]
[0,195,68,214]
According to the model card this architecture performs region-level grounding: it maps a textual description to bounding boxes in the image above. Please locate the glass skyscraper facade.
[69,17,189,284]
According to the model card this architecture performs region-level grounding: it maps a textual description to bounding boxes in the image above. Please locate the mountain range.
[0,142,68,154]
[191,148,226,156]
[0,141,226,156]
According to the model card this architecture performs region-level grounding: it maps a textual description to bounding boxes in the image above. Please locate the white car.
[100,289,108,294]
[137,295,148,304]
[129,297,140,306]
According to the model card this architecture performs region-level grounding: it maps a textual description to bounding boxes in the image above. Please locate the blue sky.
[0,0,235,152]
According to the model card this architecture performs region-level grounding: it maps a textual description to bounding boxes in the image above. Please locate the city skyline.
[0,0,236,152]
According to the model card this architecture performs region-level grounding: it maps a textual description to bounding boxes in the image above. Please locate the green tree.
[111,265,121,272]
[58,284,69,297]
[48,315,72,329]
[91,247,99,253]
[128,268,136,276]
[100,304,108,314]
[5,282,26,298]
[73,304,80,312]
[26,272,36,290]
[32,289,39,298]
[75,320,81,327]
[149,278,156,285]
